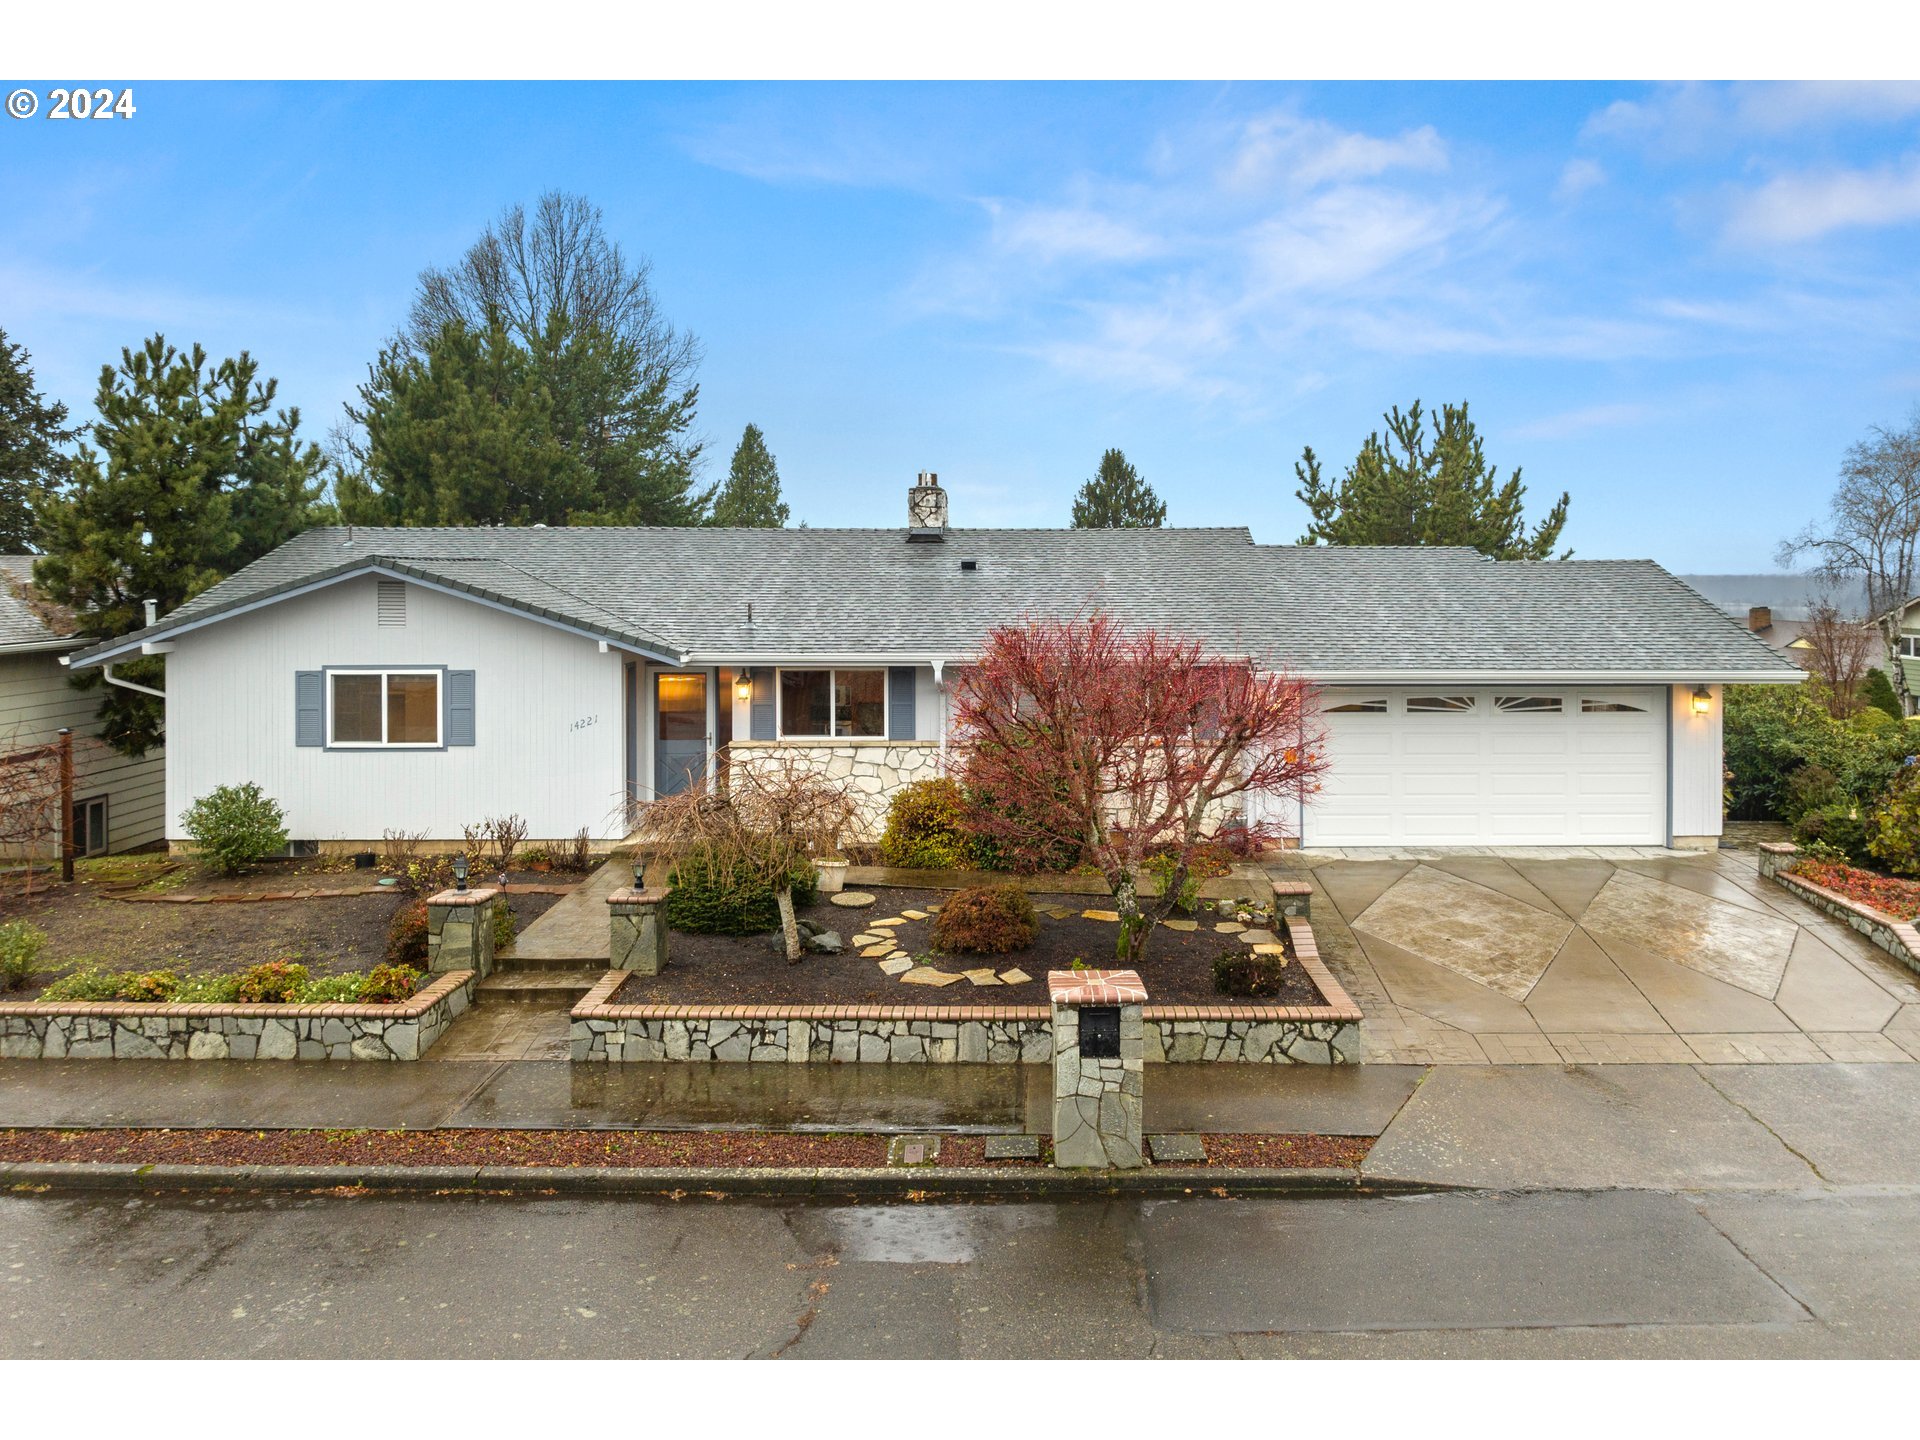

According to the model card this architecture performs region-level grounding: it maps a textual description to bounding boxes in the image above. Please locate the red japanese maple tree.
[950,613,1327,964]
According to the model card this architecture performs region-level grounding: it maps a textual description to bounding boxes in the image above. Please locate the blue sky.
[3,80,1919,568]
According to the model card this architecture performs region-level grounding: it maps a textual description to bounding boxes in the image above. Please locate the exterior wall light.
[1691,686,1713,716]
[735,668,754,702]
[451,853,470,891]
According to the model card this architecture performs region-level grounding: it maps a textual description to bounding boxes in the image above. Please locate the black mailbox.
[1079,1005,1122,1058]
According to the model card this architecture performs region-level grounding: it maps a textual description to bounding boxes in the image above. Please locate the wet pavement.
[8,1185,1918,1357]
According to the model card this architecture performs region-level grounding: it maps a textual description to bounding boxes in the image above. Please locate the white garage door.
[1303,687,1667,847]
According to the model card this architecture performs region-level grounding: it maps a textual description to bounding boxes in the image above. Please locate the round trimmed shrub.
[879,778,972,870]
[179,782,289,875]
[1793,803,1873,865]
[387,900,431,966]
[931,884,1036,955]
[664,839,815,935]
[234,960,310,1004]
[358,964,423,1004]
[1212,947,1290,998]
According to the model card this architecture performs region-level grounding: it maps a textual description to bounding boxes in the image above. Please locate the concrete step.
[475,970,604,1003]
[494,953,611,973]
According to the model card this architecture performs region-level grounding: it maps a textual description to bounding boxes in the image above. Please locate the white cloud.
[1724,156,1920,244]
[1223,111,1448,192]
[983,201,1164,264]
[1555,158,1606,201]
[1584,81,1920,153]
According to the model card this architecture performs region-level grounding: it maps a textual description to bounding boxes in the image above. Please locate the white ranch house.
[66,475,1801,854]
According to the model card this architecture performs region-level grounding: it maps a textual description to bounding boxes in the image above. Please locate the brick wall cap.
[1047,968,1147,1006]
[426,887,498,906]
[607,886,669,905]
[1269,879,1314,895]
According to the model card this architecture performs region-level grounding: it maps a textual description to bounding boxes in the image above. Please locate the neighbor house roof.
[66,525,1803,683]
[0,556,80,655]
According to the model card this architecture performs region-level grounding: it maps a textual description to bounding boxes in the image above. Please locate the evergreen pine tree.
[709,424,790,527]
[1295,401,1570,560]
[1071,448,1166,528]
[0,329,77,553]
[34,336,326,755]
[1864,665,1905,720]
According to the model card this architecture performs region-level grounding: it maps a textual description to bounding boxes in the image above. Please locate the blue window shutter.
[750,668,776,741]
[295,671,323,747]
[889,667,917,741]
[446,670,476,746]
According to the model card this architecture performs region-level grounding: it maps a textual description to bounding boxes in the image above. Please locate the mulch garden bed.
[0,1127,1371,1171]
[1789,858,1920,921]
[616,884,1327,1009]
[0,884,561,1001]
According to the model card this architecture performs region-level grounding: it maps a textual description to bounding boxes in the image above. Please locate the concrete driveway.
[1280,850,1920,1066]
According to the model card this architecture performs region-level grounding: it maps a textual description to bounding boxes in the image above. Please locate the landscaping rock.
[879,957,915,975]
[805,930,845,954]
[985,1135,1041,1161]
[1147,1133,1208,1164]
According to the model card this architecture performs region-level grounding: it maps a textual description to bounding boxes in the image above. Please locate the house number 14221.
[570,715,598,732]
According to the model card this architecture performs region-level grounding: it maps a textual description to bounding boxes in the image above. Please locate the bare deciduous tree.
[1800,601,1879,717]
[1780,409,1920,707]
[0,731,63,895]
[407,190,699,393]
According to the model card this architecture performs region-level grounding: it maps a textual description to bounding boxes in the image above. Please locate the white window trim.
[326,668,443,748]
[775,666,889,741]
[1898,635,1920,659]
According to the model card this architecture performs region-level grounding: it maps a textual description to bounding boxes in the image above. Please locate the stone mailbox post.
[1049,968,1147,1169]
[607,885,669,974]
[425,888,497,976]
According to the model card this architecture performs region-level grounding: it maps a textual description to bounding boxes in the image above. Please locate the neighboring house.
[1676,573,1877,668]
[1,556,166,857]
[67,475,1801,854]
[1870,595,1920,713]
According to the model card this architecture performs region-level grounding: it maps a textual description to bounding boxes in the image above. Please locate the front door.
[654,672,709,797]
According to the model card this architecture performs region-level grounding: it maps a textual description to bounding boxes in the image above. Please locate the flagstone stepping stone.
[869,917,909,928]
[830,892,876,908]
[1082,909,1120,922]
[1163,919,1199,932]
[1236,928,1278,945]
[999,968,1031,984]
[1251,945,1289,961]
[902,909,930,920]
[1042,906,1079,919]
[879,957,916,975]
[852,933,885,946]
[900,967,963,987]
[963,968,1003,986]
[860,943,896,958]
[1216,921,1245,934]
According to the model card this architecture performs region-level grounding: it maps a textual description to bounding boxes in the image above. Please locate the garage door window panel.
[1407,695,1476,713]
[1495,695,1563,714]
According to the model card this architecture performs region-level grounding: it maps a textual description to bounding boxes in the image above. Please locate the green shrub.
[359,963,423,1004]
[0,920,46,991]
[931,884,1037,955]
[116,969,182,1002]
[1725,683,1916,821]
[1868,765,1920,877]
[174,972,241,1003]
[179,782,289,875]
[295,973,364,1004]
[879,779,973,870]
[493,900,518,951]
[387,900,430,965]
[1783,763,1843,824]
[40,965,121,1002]
[1794,804,1873,865]
[1212,947,1291,998]
[1864,667,1906,721]
[233,960,310,1004]
[663,839,817,935]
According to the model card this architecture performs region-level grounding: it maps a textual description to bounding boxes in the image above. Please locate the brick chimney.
[1747,605,1772,632]
[907,471,948,542]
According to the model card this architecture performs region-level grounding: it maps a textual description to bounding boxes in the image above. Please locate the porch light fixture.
[451,853,469,891]
[735,668,754,702]
[1691,686,1712,716]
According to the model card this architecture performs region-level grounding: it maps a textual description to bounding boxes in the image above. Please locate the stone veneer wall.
[570,916,1363,1064]
[729,741,941,838]
[1760,842,1920,979]
[0,971,477,1060]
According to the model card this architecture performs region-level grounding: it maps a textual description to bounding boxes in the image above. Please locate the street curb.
[0,1159,1429,1199]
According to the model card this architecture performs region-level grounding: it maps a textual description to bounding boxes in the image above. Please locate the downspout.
[933,659,948,777]
[58,655,167,700]
[1664,683,1675,849]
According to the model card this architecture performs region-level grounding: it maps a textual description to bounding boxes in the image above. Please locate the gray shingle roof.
[66,526,1802,680]
[0,556,77,652]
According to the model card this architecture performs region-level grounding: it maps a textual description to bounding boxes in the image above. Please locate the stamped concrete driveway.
[1278,850,1920,1066]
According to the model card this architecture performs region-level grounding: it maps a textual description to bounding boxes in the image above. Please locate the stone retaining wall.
[1760,842,1920,979]
[0,971,477,1060]
[729,741,941,838]
[570,917,1363,1064]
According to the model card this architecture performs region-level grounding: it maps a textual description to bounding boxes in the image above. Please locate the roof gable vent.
[377,580,406,626]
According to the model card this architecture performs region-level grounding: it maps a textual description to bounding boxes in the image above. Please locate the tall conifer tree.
[710,424,790,527]
[1071,448,1166,528]
[0,329,77,553]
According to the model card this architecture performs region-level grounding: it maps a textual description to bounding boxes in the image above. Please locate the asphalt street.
[6,1185,1919,1358]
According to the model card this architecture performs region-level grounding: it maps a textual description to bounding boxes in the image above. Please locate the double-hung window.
[329,669,441,747]
[778,669,886,739]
